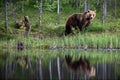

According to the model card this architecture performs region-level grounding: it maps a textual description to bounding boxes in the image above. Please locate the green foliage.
[0,33,14,40]
[43,1,57,12]
[105,17,120,31]
[87,19,108,32]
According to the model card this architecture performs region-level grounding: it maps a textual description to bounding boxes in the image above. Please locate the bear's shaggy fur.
[65,10,96,35]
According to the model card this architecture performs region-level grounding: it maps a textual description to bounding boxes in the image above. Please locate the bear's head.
[84,10,96,21]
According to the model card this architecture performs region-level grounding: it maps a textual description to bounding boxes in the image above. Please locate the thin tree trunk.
[57,0,60,14]
[109,0,112,6]
[12,60,17,73]
[36,0,38,3]
[49,60,52,80]
[87,0,90,10]
[102,0,107,23]
[38,0,42,27]
[70,72,73,80]
[75,0,79,9]
[97,0,99,5]
[57,57,61,80]
[57,0,60,24]
[102,0,105,24]
[5,56,8,80]
[114,0,117,18]
[79,0,81,11]
[11,0,16,24]
[104,0,107,16]
[84,74,87,80]
[39,59,43,80]
[4,0,8,31]
[36,58,42,80]
[96,62,99,80]
[0,11,1,24]
[84,0,87,11]
[50,0,54,4]
[21,0,24,13]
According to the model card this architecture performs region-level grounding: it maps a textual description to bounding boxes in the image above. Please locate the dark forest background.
[0,0,120,37]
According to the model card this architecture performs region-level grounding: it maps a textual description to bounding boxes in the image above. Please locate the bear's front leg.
[65,24,72,36]
[84,21,91,30]
[78,24,83,31]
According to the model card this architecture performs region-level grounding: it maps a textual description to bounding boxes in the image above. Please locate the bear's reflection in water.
[65,55,95,77]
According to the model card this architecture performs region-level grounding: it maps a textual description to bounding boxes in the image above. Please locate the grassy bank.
[0,32,119,49]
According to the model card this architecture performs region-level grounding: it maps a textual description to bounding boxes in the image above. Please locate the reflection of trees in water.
[35,58,42,80]
[0,53,119,80]
[95,62,119,80]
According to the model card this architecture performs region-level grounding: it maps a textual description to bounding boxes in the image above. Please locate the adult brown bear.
[65,10,96,35]
[65,55,96,77]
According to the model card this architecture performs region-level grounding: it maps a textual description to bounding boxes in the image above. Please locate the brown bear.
[15,20,24,29]
[65,10,96,35]
[65,55,96,77]
[15,16,30,30]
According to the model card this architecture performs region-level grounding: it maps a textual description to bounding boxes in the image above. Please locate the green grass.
[0,32,119,49]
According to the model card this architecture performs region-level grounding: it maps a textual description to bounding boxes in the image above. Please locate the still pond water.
[0,49,120,80]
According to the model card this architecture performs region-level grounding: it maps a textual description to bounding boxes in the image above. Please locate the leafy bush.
[87,20,108,32]
[42,1,57,12]
[0,33,15,40]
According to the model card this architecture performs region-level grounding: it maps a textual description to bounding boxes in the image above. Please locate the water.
[0,49,120,80]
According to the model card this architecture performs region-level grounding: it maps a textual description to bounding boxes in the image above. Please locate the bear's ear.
[87,10,90,12]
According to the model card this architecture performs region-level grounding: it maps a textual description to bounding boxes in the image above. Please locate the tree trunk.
[0,9,2,24]
[104,0,107,16]
[75,0,79,9]
[57,57,61,80]
[11,0,16,24]
[102,0,107,24]
[4,0,8,31]
[84,0,87,12]
[57,0,60,24]
[102,2,105,24]
[97,0,99,5]
[5,59,8,80]
[57,0,60,14]
[38,0,42,27]
[50,0,54,4]
[21,0,24,13]
[49,60,52,80]
[114,0,117,18]
[36,58,43,80]
[87,0,90,10]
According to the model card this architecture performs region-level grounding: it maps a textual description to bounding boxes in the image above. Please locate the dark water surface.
[0,49,120,80]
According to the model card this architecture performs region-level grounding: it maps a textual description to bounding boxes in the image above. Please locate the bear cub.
[65,10,96,35]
